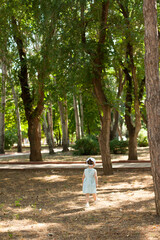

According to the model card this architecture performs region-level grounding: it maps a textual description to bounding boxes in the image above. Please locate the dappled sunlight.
[0,219,61,233]
[1,168,158,239]
[85,223,103,230]
[31,174,67,183]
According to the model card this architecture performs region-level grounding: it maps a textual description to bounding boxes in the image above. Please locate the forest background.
[0,0,156,174]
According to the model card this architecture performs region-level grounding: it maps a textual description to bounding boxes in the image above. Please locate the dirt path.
[0,168,159,240]
[0,147,150,163]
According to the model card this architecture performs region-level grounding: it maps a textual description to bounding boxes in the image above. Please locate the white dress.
[83,168,97,194]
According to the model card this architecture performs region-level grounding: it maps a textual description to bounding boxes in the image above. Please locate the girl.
[82,157,98,207]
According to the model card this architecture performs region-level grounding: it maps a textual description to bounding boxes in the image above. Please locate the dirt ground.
[1,166,160,240]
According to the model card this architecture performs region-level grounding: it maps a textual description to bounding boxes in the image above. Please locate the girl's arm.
[94,170,98,187]
[82,172,85,184]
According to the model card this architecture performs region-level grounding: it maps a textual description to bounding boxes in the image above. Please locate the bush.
[138,129,148,147]
[138,136,148,147]
[72,135,100,155]
[110,138,128,154]
[5,129,18,150]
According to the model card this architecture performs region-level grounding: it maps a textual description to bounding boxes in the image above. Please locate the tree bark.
[43,110,54,154]
[110,68,124,140]
[143,0,160,215]
[28,117,42,161]
[9,78,22,152]
[58,99,69,152]
[73,94,81,140]
[0,60,6,154]
[47,107,55,147]
[124,67,139,160]
[79,94,84,138]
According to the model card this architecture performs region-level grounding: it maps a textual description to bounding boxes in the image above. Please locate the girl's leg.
[85,194,90,207]
[93,193,97,201]
[86,193,89,203]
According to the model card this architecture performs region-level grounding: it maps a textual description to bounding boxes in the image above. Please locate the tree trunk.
[110,68,124,140]
[58,99,69,152]
[43,110,54,154]
[0,61,6,154]
[128,126,137,160]
[99,105,113,175]
[73,94,81,140]
[47,107,55,147]
[110,111,119,140]
[9,78,22,152]
[28,117,42,161]
[143,0,160,215]
[79,94,84,138]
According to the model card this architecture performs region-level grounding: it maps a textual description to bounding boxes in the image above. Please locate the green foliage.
[5,129,18,150]
[8,231,13,239]
[138,129,148,147]
[14,198,22,207]
[72,135,100,155]
[110,138,128,154]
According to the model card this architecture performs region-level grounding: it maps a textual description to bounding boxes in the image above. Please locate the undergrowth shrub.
[138,130,148,147]
[110,138,128,154]
[72,135,100,155]
[5,129,18,150]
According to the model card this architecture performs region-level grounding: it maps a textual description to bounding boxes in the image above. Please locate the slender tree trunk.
[143,0,160,215]
[9,79,22,152]
[47,107,54,147]
[110,68,124,140]
[73,94,81,140]
[43,110,54,154]
[110,111,119,140]
[58,99,69,152]
[124,72,138,160]
[79,94,84,138]
[0,61,6,154]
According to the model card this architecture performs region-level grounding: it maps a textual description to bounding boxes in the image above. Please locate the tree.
[0,59,6,153]
[43,109,55,155]
[9,77,23,152]
[9,1,61,161]
[58,98,69,151]
[143,0,160,215]
[81,1,113,175]
[73,94,82,141]
[11,17,44,161]
[112,0,144,160]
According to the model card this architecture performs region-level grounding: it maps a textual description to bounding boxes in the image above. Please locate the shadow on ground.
[0,168,159,240]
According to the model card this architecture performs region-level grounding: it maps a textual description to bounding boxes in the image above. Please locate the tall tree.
[116,0,142,160]
[9,77,23,152]
[143,0,160,215]
[0,59,6,153]
[58,98,69,151]
[11,17,44,161]
[43,109,54,155]
[73,94,82,140]
[9,0,60,161]
[81,0,113,175]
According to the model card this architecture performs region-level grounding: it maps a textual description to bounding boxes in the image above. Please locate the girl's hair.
[87,159,94,165]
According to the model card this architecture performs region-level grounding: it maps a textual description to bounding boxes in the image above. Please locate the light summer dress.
[83,168,97,194]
